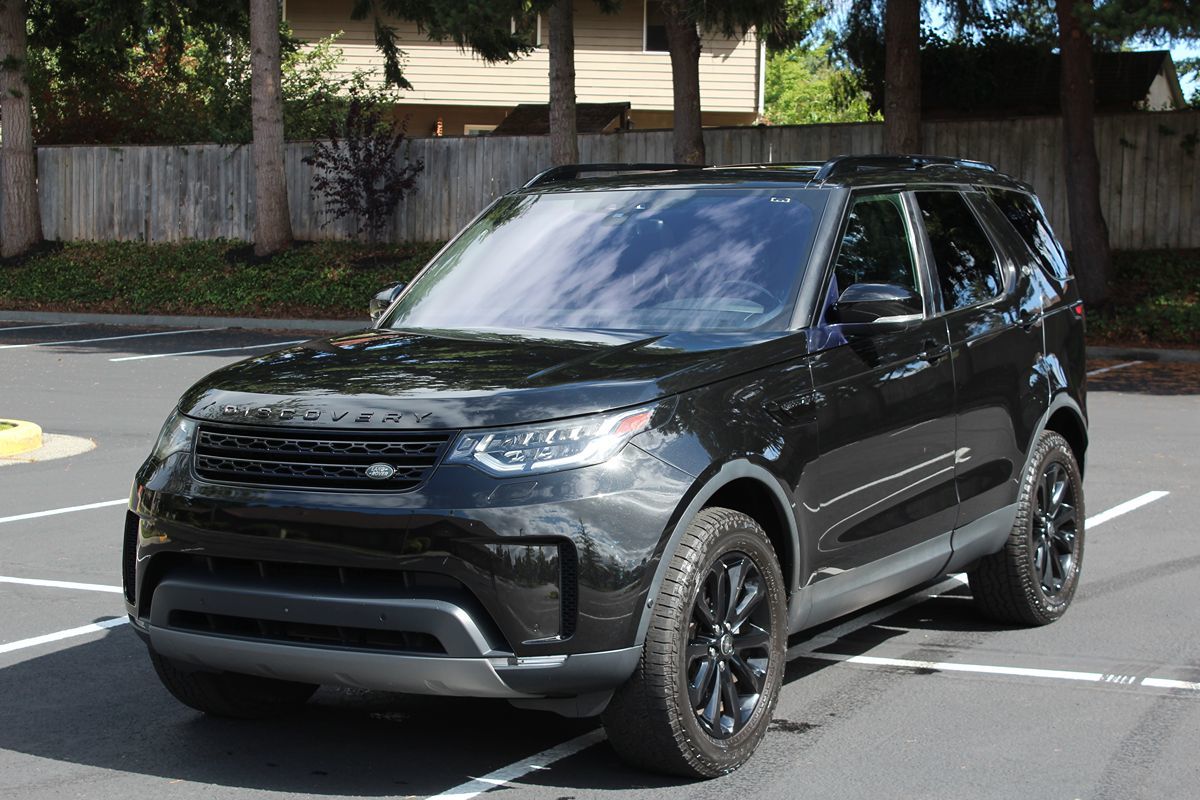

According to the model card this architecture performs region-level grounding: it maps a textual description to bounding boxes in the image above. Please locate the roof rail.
[523,162,695,188]
[709,162,825,173]
[813,154,997,183]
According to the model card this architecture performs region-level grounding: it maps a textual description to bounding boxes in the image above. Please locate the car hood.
[178,327,809,429]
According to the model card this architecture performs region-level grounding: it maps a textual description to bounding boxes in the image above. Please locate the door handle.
[920,339,951,363]
[1019,308,1042,331]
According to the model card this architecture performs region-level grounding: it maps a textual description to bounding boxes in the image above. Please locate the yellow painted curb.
[0,419,43,457]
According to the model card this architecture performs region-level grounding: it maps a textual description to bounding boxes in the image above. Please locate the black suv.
[126,156,1088,777]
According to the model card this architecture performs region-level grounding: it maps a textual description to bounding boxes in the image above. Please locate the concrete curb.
[0,419,43,457]
[0,309,365,333]
[1087,346,1200,364]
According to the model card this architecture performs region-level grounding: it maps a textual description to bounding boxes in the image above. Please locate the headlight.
[150,409,197,462]
[446,405,661,476]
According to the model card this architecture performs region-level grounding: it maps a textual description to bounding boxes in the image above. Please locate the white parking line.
[0,327,222,350]
[0,322,83,333]
[430,729,607,800]
[1086,490,1170,528]
[0,498,126,525]
[109,339,307,362]
[0,618,127,656]
[1142,677,1200,691]
[1087,360,1142,377]
[800,652,1200,693]
[0,576,122,594]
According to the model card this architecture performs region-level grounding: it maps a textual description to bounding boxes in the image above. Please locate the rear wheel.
[150,649,318,719]
[602,507,786,778]
[969,430,1085,625]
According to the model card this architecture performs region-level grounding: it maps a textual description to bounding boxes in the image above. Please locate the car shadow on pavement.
[0,624,597,797]
[0,584,1013,796]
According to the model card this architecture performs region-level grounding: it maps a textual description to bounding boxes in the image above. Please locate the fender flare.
[632,460,802,646]
[1026,391,1088,477]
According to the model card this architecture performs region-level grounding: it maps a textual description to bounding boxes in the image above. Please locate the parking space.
[1,320,1197,799]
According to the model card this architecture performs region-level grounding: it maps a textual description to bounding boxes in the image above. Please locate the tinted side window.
[986,188,1071,280]
[832,193,918,294]
[917,191,1004,311]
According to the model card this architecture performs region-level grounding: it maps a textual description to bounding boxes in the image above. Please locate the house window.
[644,1,668,52]
[464,124,496,136]
[511,14,542,47]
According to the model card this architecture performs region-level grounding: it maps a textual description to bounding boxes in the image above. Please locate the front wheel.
[969,430,1085,625]
[602,507,787,778]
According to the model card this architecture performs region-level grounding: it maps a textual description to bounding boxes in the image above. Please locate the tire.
[602,507,787,778]
[150,649,318,719]
[969,430,1085,625]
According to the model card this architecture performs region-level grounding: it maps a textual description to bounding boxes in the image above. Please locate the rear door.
[911,189,1050,544]
[805,191,958,601]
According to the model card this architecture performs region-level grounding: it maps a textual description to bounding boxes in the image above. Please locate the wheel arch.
[1042,398,1088,476]
[633,460,801,647]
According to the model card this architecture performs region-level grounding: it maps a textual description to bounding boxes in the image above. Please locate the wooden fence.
[25,109,1200,249]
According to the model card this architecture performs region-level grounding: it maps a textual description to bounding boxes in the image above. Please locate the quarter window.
[916,191,1004,311]
[987,188,1071,281]
[831,193,919,296]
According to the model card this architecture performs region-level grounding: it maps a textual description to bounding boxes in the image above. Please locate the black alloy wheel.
[686,551,772,739]
[602,507,786,778]
[969,430,1085,626]
[1031,461,1078,597]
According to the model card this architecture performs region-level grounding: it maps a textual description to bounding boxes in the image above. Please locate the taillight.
[1070,301,1085,320]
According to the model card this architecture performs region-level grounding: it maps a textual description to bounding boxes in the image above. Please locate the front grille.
[193,422,455,491]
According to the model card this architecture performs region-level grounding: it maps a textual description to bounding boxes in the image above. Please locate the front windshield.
[382,186,828,333]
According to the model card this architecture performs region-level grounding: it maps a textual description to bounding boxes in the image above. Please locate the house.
[283,0,764,137]
[921,50,1186,120]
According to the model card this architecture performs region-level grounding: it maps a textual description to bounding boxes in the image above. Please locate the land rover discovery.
[125,156,1088,777]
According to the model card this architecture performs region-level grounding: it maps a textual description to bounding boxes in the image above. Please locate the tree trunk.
[0,0,42,258]
[548,1,578,166]
[250,0,291,256]
[664,9,704,165]
[1056,0,1111,307]
[883,0,921,154]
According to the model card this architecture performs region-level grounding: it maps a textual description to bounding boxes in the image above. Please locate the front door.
[804,191,958,614]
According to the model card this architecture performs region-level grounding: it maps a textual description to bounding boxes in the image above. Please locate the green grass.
[0,239,443,320]
[1087,250,1200,348]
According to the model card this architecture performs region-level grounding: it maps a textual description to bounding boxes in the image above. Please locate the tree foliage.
[1082,0,1200,42]
[764,36,877,124]
[29,28,392,145]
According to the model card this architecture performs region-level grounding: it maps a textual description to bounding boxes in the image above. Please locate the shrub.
[303,88,425,242]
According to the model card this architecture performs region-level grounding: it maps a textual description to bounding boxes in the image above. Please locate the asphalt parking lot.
[1,320,1197,800]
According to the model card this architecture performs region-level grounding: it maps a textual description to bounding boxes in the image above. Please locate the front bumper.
[126,442,693,698]
[149,627,641,699]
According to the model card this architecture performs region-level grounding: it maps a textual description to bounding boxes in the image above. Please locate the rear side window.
[916,191,1004,311]
[987,188,1071,281]
[831,193,918,294]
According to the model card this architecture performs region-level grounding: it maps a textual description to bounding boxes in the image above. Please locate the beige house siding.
[286,0,761,122]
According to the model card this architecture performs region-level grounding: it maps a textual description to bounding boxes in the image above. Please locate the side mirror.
[832,282,923,325]
[369,282,406,323]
